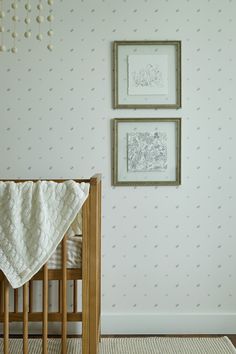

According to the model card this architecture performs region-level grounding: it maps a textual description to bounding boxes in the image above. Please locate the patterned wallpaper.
[0,0,236,334]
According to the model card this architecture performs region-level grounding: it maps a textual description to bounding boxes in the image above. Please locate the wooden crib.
[0,174,101,354]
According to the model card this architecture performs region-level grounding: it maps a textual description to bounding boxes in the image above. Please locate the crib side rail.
[0,174,101,185]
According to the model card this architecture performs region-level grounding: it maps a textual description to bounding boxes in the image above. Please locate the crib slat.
[29,281,33,313]
[0,279,4,313]
[43,264,48,354]
[4,279,9,354]
[14,289,19,313]
[62,235,67,354]
[59,280,62,313]
[23,283,29,354]
[73,280,78,313]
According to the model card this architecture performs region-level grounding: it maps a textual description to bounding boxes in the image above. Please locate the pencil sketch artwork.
[128,55,168,95]
[127,131,168,172]
[132,64,163,89]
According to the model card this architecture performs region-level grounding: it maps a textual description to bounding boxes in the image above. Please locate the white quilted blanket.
[0,180,89,289]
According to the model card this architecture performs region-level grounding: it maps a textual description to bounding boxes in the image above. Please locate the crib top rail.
[0,173,101,186]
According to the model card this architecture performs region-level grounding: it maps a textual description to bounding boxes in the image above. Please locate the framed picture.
[112,118,181,186]
[113,40,181,109]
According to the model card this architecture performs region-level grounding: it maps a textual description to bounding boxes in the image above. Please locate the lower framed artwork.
[112,118,181,186]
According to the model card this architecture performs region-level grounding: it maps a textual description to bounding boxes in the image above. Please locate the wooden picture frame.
[112,118,181,186]
[113,40,181,109]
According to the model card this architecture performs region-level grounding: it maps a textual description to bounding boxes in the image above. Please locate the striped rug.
[0,336,235,353]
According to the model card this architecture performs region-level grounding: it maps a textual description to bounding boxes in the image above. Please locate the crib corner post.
[82,198,90,354]
[88,176,102,354]
[97,178,102,344]
[61,235,68,354]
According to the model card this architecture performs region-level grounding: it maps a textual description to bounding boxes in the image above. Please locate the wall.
[0,0,236,334]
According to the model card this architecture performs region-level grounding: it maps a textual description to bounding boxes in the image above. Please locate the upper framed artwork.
[112,118,181,186]
[113,40,181,109]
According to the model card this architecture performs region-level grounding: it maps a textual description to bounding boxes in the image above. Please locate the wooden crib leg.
[62,236,67,354]
[23,282,29,354]
[43,265,48,354]
[4,280,9,354]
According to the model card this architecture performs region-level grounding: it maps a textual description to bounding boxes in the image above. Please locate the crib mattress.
[47,236,82,269]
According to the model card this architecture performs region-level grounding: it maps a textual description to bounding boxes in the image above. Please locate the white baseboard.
[101,313,236,335]
[2,313,235,335]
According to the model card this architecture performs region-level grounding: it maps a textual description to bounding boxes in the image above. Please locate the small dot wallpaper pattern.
[0,0,236,334]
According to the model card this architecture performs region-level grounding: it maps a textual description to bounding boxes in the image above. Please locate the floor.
[108,335,236,348]
[1,334,236,348]
[1,337,235,354]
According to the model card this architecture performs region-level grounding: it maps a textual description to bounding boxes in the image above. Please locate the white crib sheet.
[48,210,83,269]
[47,235,82,269]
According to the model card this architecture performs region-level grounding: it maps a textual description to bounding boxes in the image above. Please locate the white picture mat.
[128,55,168,95]
[117,121,177,182]
[118,44,177,105]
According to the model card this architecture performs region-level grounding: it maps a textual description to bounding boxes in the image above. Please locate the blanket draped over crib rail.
[0,180,90,289]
